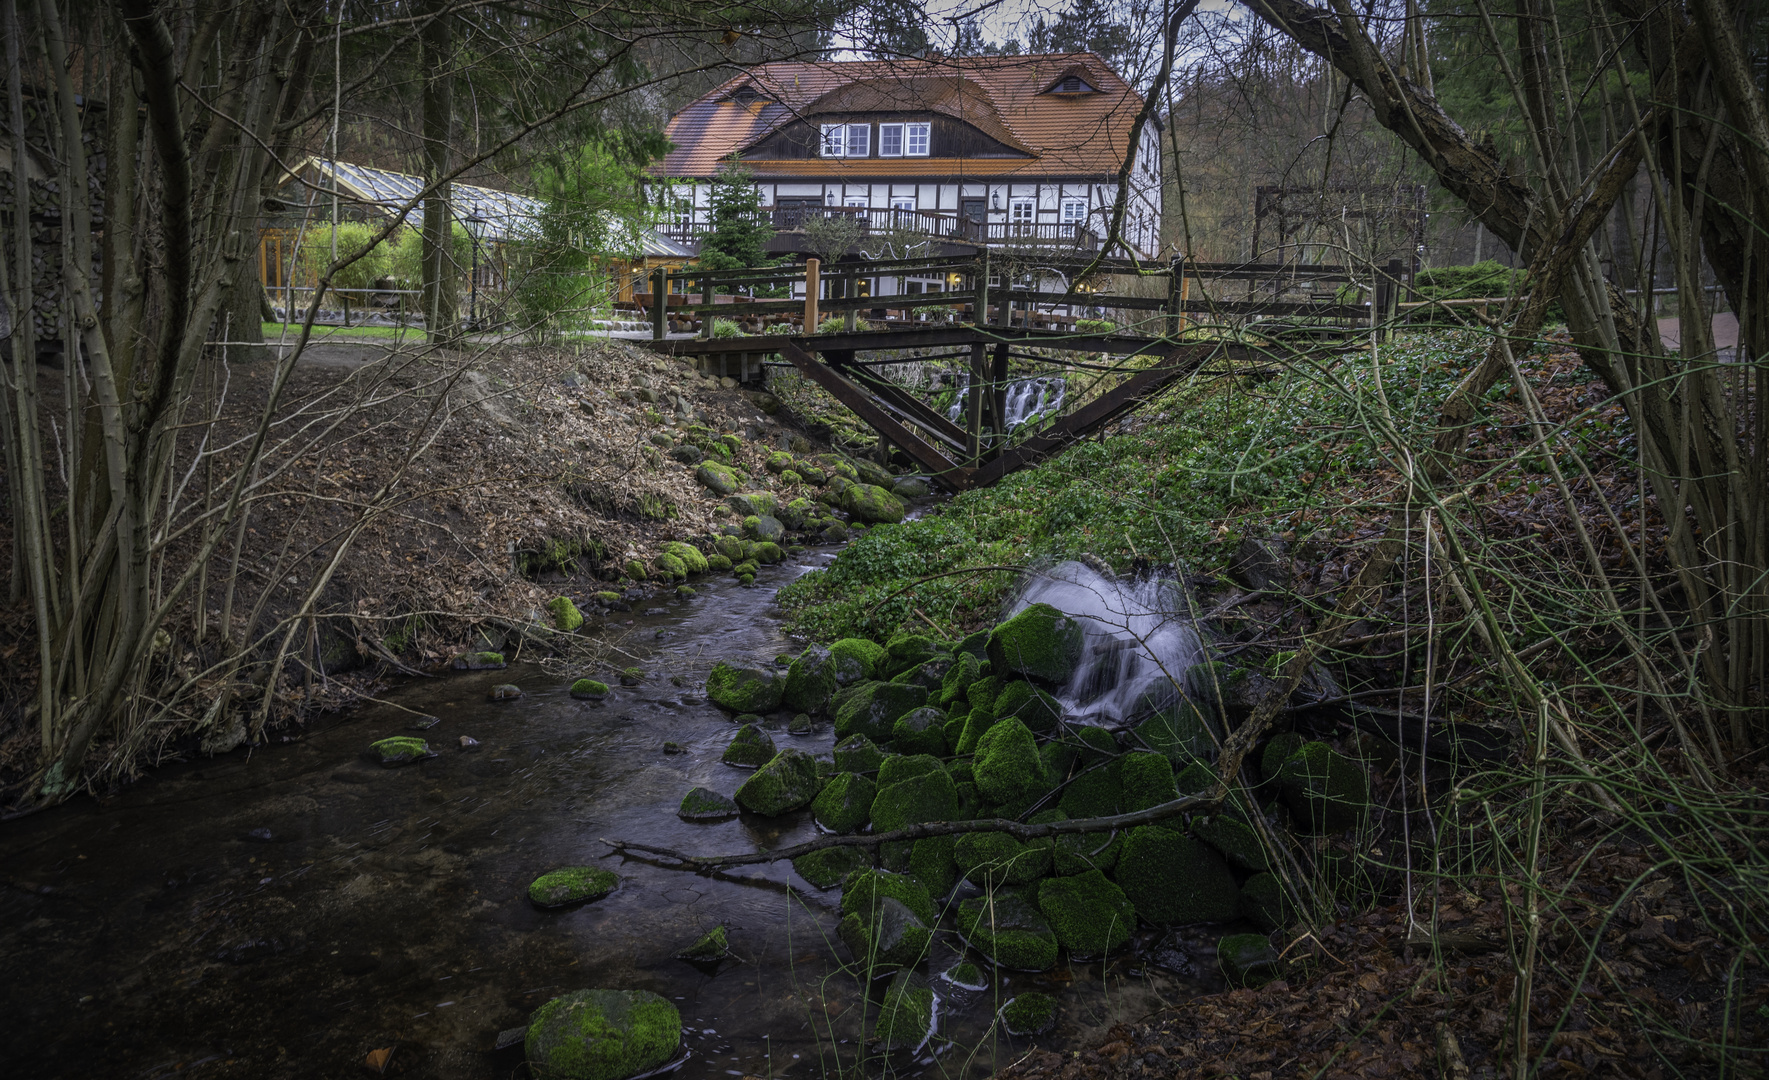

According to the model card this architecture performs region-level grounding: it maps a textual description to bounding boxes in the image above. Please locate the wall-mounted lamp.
[991,192,1000,210]
[826,191,836,205]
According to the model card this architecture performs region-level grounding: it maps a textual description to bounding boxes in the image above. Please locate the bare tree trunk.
[420,0,457,345]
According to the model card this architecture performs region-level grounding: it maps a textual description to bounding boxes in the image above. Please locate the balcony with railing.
[657,207,1101,252]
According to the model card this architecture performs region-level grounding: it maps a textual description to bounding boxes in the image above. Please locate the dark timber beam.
[838,360,973,451]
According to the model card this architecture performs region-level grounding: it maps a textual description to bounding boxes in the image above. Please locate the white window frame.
[1009,198,1035,224]
[1060,198,1087,224]
[878,123,904,157]
[905,122,931,156]
[820,123,846,157]
[844,195,870,208]
[845,124,870,158]
[890,196,915,212]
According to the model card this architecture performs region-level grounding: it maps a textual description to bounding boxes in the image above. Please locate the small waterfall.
[945,376,1067,430]
[1006,561,1206,727]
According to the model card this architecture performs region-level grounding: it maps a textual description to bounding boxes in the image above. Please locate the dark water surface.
[0,553,1210,1079]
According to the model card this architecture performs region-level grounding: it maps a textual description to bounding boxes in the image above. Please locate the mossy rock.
[833,680,929,742]
[890,706,948,756]
[547,596,584,632]
[619,667,645,686]
[1194,814,1269,872]
[812,772,877,834]
[1113,826,1239,925]
[753,541,784,564]
[957,890,1058,971]
[955,829,1051,887]
[820,522,850,544]
[1119,751,1178,812]
[676,926,729,962]
[705,553,733,572]
[974,718,1047,806]
[695,462,740,496]
[592,591,623,605]
[891,656,956,694]
[891,476,931,499]
[870,764,960,833]
[841,868,936,926]
[828,638,884,685]
[570,678,610,701]
[713,534,745,562]
[1058,761,1122,819]
[733,748,823,815]
[1135,701,1217,765]
[722,723,777,769]
[942,960,988,990]
[677,786,740,821]
[1053,824,1122,876]
[881,632,947,679]
[676,585,696,599]
[451,651,506,671]
[942,716,968,751]
[1071,724,1119,765]
[832,733,885,774]
[623,559,648,581]
[783,644,840,715]
[489,683,524,701]
[765,450,794,474]
[1039,741,1076,786]
[966,674,1003,715]
[705,662,784,713]
[1218,932,1282,986]
[736,573,755,586]
[528,867,619,908]
[878,753,945,787]
[1261,732,1307,779]
[654,552,688,580]
[839,896,931,972]
[987,603,1085,685]
[908,835,960,898]
[371,736,430,765]
[1239,872,1294,932]
[872,970,934,1051]
[992,681,1063,734]
[842,483,908,525]
[1175,760,1217,798]
[1185,660,1279,725]
[661,541,709,574]
[999,992,1058,1036]
[1037,869,1136,956]
[1277,741,1371,833]
[524,988,680,1080]
[938,652,983,707]
[744,515,785,543]
[793,845,871,889]
[953,710,997,756]
[798,465,827,486]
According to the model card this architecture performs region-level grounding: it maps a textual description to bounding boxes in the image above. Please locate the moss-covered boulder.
[547,596,584,632]
[451,651,506,670]
[991,680,1063,734]
[833,681,929,741]
[733,748,823,815]
[1261,732,1306,779]
[695,462,740,496]
[753,541,784,564]
[1058,761,1122,819]
[974,718,1046,806]
[782,645,840,715]
[966,674,1003,715]
[1218,932,1282,986]
[872,970,934,1051]
[843,483,908,525]
[793,845,871,889]
[661,541,709,575]
[953,710,997,756]
[999,992,1057,1036]
[1185,660,1278,725]
[676,926,729,962]
[812,772,877,834]
[489,683,524,701]
[870,762,960,833]
[881,632,946,677]
[705,662,784,713]
[677,786,740,821]
[938,652,982,707]
[622,559,648,581]
[829,638,884,685]
[705,553,733,573]
[570,678,610,701]
[841,868,935,925]
[1175,760,1217,798]
[839,896,931,972]
[957,890,1058,971]
[1036,869,1136,956]
[765,450,795,474]
[1119,751,1178,813]
[908,835,961,898]
[722,723,777,768]
[1053,823,1122,877]
[942,960,988,990]
[890,706,948,756]
[744,515,786,543]
[891,656,955,694]
[1072,724,1119,765]
[1277,741,1370,832]
[1194,814,1269,872]
[528,867,619,907]
[713,534,745,562]
[653,552,689,581]
[954,829,1051,887]
[1113,826,1240,925]
[371,736,430,765]
[726,492,777,518]
[1239,872,1294,932]
[987,603,1085,685]
[524,988,680,1080]
[1135,701,1217,765]
[832,733,886,774]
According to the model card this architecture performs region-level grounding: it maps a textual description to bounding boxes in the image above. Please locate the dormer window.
[820,123,870,157]
[878,122,930,157]
[1044,73,1096,95]
[731,85,768,106]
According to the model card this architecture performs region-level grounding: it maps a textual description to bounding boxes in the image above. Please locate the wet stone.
[370,736,430,765]
[999,992,1058,1036]
[459,735,481,751]
[488,684,523,701]
[528,867,619,908]
[678,786,740,821]
[407,714,441,730]
[676,925,729,962]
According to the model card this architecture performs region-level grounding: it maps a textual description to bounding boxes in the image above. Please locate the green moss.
[524,988,680,1080]
[1135,701,1217,765]
[843,483,908,524]
[722,723,777,768]
[833,680,929,741]
[793,845,871,889]
[974,718,1047,806]
[1036,869,1135,956]
[908,835,960,898]
[955,828,1051,887]
[942,960,988,990]
[841,868,935,925]
[1072,725,1119,765]
[872,971,934,1051]
[1039,741,1076,784]
[623,559,648,581]
[1218,932,1281,986]
[870,765,960,833]
[957,890,1058,971]
[1053,824,1122,876]
[753,541,784,564]
[1277,741,1371,832]
[890,655,955,691]
[677,786,739,821]
[839,898,931,973]
[782,645,840,715]
[528,866,619,907]
[966,675,1003,715]
[882,632,947,678]
[732,748,823,815]
[999,992,1058,1036]
[938,651,982,706]
[654,552,689,581]
[987,603,1085,684]
[592,591,622,605]
[1261,732,1306,779]
[890,706,948,756]
[1194,814,1270,872]
[953,709,998,756]
[991,680,1063,734]
[546,596,584,632]
[370,736,429,764]
[811,772,877,834]
[832,733,885,773]
[1058,761,1122,819]
[695,461,740,495]
[1119,751,1178,812]
[828,637,885,685]
[877,753,944,787]
[705,662,784,713]
[661,541,710,574]
[569,679,609,701]
[706,553,733,572]
[450,650,505,670]
[766,450,794,474]
[1175,760,1217,798]
[713,535,745,562]
[1113,826,1239,925]
[1239,872,1294,932]
[676,925,729,961]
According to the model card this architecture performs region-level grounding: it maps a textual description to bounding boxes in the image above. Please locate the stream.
[0,550,1216,1080]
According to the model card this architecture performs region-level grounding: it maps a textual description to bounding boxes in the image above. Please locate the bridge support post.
[651,267,667,341]
[967,341,986,465]
[989,341,1010,460]
[803,257,820,331]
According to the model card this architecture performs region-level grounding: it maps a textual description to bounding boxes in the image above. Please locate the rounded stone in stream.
[677,786,740,821]
[524,988,681,1080]
[570,679,610,701]
[788,713,813,735]
[999,992,1058,1036]
[942,960,988,991]
[452,650,506,671]
[528,867,619,908]
[871,970,935,1052]
[489,684,523,701]
[733,747,822,815]
[838,895,931,970]
[705,662,784,713]
[619,668,645,687]
[459,735,481,751]
[721,723,776,768]
[675,926,729,962]
[370,736,430,765]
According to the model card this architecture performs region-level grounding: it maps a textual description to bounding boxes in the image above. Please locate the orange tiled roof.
[655,54,1144,180]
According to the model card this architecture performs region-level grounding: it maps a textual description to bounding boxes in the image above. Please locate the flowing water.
[944,377,1066,431]
[0,551,1217,1080]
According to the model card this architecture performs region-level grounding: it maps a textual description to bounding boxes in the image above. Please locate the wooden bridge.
[639,253,1409,491]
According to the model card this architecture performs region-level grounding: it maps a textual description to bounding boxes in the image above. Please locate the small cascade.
[1006,560,1206,727]
[945,376,1067,430]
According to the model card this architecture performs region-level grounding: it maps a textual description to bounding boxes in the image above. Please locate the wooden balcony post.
[803,257,820,332]
[651,266,667,340]
[974,249,990,327]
